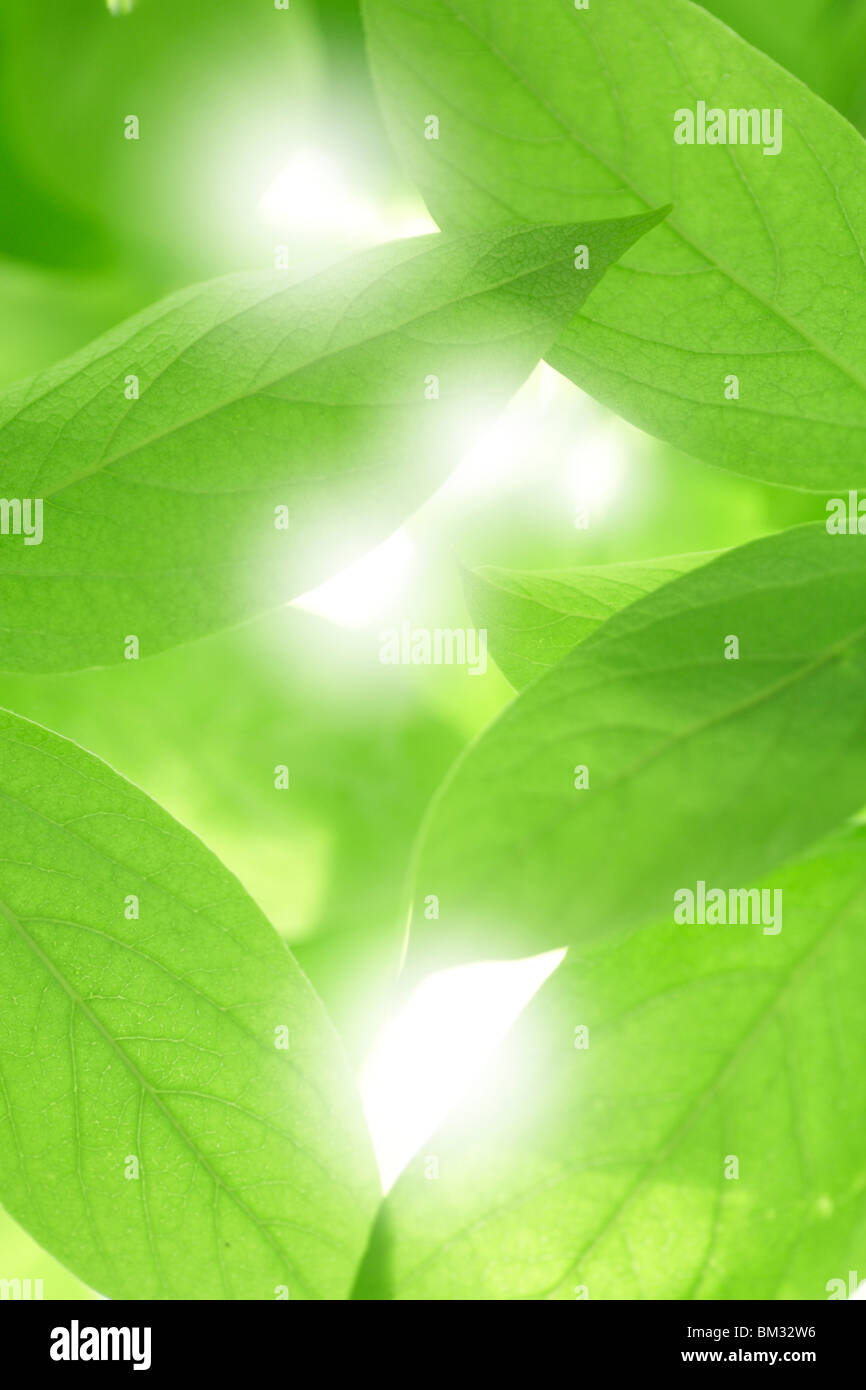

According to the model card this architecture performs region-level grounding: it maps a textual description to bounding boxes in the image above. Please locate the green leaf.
[356,832,866,1299]
[463,551,716,690]
[409,523,866,972]
[0,214,662,673]
[0,707,379,1299]
[363,0,866,490]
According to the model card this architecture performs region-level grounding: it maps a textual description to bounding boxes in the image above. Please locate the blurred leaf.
[0,215,663,672]
[363,0,866,490]
[0,139,111,273]
[356,832,866,1299]
[0,706,379,1299]
[409,524,866,971]
[703,1,866,128]
[463,552,716,690]
[0,258,141,389]
[0,0,323,283]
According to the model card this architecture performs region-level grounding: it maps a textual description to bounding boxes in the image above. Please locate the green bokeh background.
[0,0,830,1297]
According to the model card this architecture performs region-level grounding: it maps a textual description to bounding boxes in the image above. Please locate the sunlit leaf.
[463,552,715,690]
[0,214,662,672]
[409,524,866,970]
[363,0,866,489]
[0,707,379,1299]
[356,832,866,1299]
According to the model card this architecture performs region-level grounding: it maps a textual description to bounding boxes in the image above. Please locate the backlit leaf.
[409,524,866,970]
[0,707,379,1299]
[357,833,866,1299]
[463,551,715,690]
[0,214,661,671]
[364,0,866,489]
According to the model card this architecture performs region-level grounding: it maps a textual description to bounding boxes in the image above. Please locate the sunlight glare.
[258,149,381,239]
[434,363,593,505]
[569,423,626,521]
[291,528,414,630]
[361,948,565,1192]
[257,149,438,246]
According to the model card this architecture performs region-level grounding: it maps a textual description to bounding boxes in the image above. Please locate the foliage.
[0,0,862,1302]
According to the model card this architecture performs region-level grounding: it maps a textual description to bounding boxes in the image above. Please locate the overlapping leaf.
[0,214,661,672]
[463,552,715,690]
[356,833,866,1299]
[364,0,866,489]
[409,524,866,972]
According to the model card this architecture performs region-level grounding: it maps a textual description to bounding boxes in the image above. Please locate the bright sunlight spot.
[361,948,565,1192]
[437,363,576,503]
[292,527,414,630]
[257,149,438,246]
[568,422,627,520]
[258,150,381,240]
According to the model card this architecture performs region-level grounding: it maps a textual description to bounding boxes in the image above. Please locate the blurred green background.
[0,0,831,1297]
